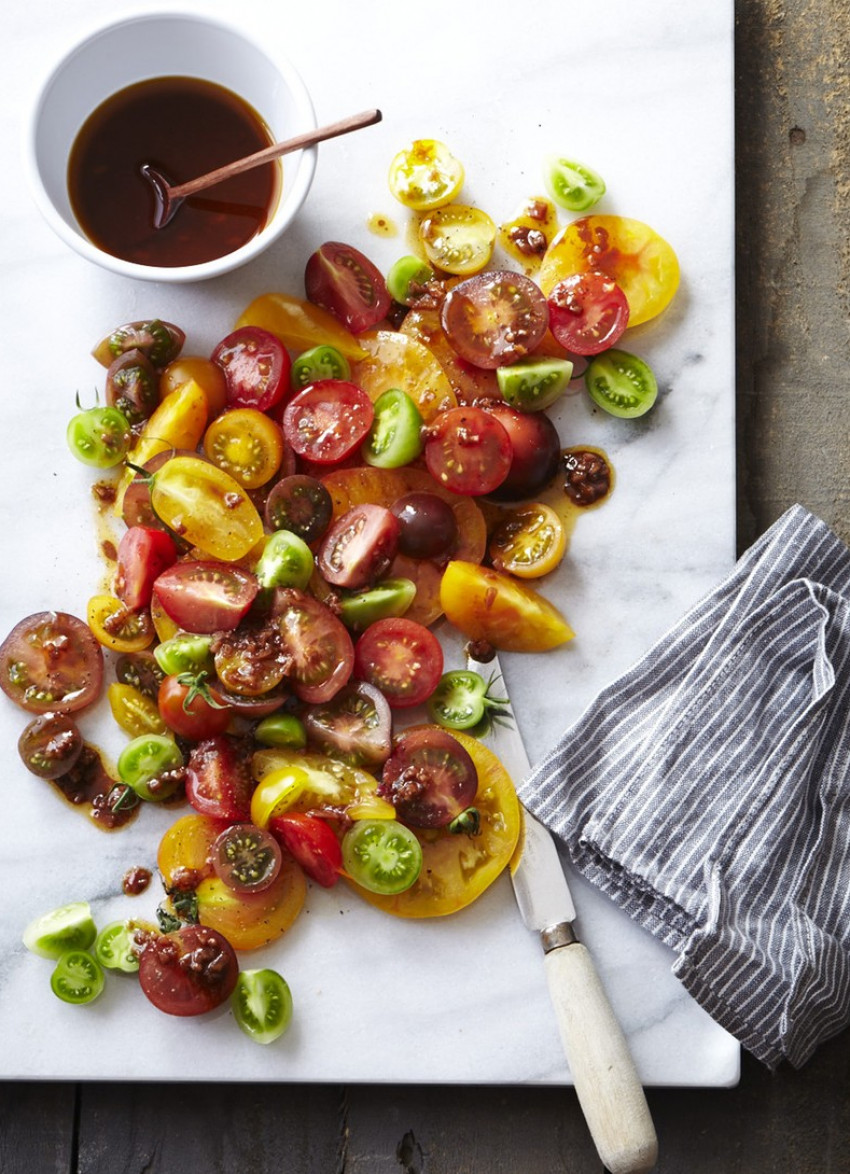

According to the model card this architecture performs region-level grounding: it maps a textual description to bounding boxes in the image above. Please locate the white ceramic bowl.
[27,11,317,282]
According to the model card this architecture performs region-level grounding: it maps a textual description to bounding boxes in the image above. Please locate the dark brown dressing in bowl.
[67,76,281,268]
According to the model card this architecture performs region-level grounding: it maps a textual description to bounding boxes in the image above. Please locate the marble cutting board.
[0,0,740,1084]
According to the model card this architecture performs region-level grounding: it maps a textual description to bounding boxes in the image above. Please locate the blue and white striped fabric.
[521,505,850,1068]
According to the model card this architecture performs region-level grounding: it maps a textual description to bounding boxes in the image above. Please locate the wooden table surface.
[4,2,850,1170]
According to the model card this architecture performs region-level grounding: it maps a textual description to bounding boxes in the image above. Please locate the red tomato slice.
[153,561,259,633]
[271,588,354,703]
[423,406,512,496]
[282,380,375,465]
[138,925,239,1017]
[211,326,291,411]
[547,271,630,356]
[185,734,256,821]
[316,503,400,589]
[353,617,443,709]
[378,726,477,828]
[304,241,392,334]
[268,812,343,888]
[114,525,178,610]
[440,271,549,369]
[0,611,103,715]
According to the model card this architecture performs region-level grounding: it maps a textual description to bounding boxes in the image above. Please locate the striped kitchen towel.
[521,504,850,1068]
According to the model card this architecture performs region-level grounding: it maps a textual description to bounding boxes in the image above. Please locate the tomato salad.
[3,141,679,1040]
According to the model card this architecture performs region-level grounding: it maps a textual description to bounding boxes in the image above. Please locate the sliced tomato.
[211,325,291,411]
[87,595,155,653]
[250,750,396,825]
[304,242,391,334]
[353,617,443,709]
[316,503,400,589]
[440,271,549,369]
[388,139,465,211]
[114,526,178,611]
[149,454,264,563]
[268,812,343,887]
[160,356,228,417]
[211,822,282,893]
[547,271,630,356]
[423,406,512,496]
[283,380,375,465]
[440,560,574,652]
[379,726,477,827]
[138,925,238,1017]
[271,588,354,703]
[302,680,392,768]
[203,407,284,489]
[419,205,497,276]
[153,561,259,634]
[489,502,567,578]
[349,330,457,424]
[0,611,103,714]
[185,734,255,821]
[235,292,368,360]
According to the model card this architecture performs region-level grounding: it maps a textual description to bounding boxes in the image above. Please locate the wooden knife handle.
[544,941,658,1174]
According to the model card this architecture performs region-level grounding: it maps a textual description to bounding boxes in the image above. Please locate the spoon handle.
[168,108,382,200]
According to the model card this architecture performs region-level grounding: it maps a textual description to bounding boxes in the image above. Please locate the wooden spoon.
[141,108,382,229]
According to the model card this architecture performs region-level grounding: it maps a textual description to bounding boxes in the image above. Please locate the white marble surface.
[0,0,739,1084]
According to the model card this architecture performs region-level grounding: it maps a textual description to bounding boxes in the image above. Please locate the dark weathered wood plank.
[0,1082,76,1174]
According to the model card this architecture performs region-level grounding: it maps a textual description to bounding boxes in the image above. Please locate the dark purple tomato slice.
[423,406,512,496]
[304,241,392,334]
[185,734,255,822]
[482,402,562,501]
[390,492,459,559]
[212,823,282,893]
[440,271,549,369]
[105,348,159,427]
[353,618,443,710]
[138,925,239,1017]
[303,680,392,768]
[211,326,291,411]
[547,271,630,356]
[270,588,354,704]
[153,561,259,634]
[378,726,478,828]
[316,503,400,589]
[18,711,84,779]
[0,611,103,715]
[282,380,374,465]
[264,474,333,543]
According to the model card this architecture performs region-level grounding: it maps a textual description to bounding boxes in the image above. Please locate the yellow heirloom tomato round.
[388,139,465,211]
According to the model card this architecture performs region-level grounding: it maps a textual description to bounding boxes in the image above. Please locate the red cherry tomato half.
[271,588,354,704]
[211,326,291,411]
[302,680,392,768]
[185,734,256,822]
[138,925,239,1017]
[282,380,375,465]
[423,406,512,496]
[316,503,400,589]
[353,617,443,709]
[114,525,178,610]
[0,611,103,715]
[212,822,282,893]
[440,271,549,369]
[482,403,562,501]
[153,561,259,633]
[379,726,478,828]
[268,812,343,888]
[158,673,233,741]
[547,271,630,356]
[304,241,392,334]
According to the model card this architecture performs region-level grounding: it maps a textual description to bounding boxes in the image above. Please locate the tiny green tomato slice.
[291,345,351,390]
[496,357,574,412]
[584,349,658,419]
[341,819,423,895]
[154,634,214,676]
[50,950,105,1005]
[427,670,510,733]
[386,256,435,305]
[361,388,423,469]
[338,578,417,631]
[254,712,308,749]
[94,921,142,973]
[117,733,184,801]
[544,156,606,213]
[23,901,97,959]
[232,968,293,1044]
[67,405,131,469]
[254,530,314,590]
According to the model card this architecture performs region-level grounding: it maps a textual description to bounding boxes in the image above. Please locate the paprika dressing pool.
[68,76,281,268]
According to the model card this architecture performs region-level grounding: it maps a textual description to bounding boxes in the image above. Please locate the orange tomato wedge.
[439,560,574,652]
[236,292,368,360]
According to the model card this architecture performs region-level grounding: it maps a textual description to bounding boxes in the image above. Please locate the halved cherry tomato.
[115,378,209,508]
[235,292,368,360]
[341,819,423,894]
[388,139,465,211]
[108,681,167,737]
[105,348,158,426]
[18,712,84,778]
[271,588,354,703]
[185,735,255,821]
[353,617,443,709]
[423,405,512,496]
[268,812,343,887]
[264,474,333,542]
[211,822,282,893]
[488,502,567,578]
[158,812,226,885]
[158,673,233,741]
[440,561,575,652]
[539,214,680,327]
[211,326,291,411]
[114,525,178,610]
[160,356,228,417]
[283,380,375,465]
[0,611,103,714]
[544,156,606,213]
[302,680,392,768]
[498,195,559,272]
[316,503,400,589]
[481,402,561,501]
[419,205,497,276]
[251,751,396,824]
[138,925,238,1017]
[203,407,284,489]
[440,271,549,369]
[149,454,264,562]
[92,319,185,369]
[87,595,155,652]
[153,561,259,633]
[304,242,391,334]
[379,726,477,827]
[211,619,290,697]
[547,271,630,356]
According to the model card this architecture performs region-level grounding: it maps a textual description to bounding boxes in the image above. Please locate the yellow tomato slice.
[538,214,680,327]
[498,195,559,273]
[350,330,456,423]
[347,728,520,918]
[388,139,465,211]
[236,292,367,360]
[203,407,284,489]
[400,308,500,404]
[251,751,396,823]
[419,205,497,276]
[87,595,154,652]
[107,682,167,737]
[115,378,209,511]
[488,502,567,579]
[158,813,222,885]
[150,455,264,562]
[439,560,574,652]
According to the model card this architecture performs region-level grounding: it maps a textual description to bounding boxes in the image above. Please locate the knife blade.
[468,651,658,1174]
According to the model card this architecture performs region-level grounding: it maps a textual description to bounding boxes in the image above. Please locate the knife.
[467,652,658,1174]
